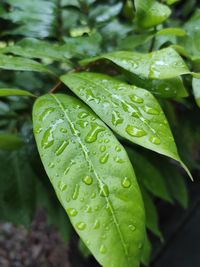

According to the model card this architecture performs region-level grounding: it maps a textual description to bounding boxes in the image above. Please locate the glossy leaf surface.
[80,48,190,80]
[33,93,145,267]
[61,72,189,175]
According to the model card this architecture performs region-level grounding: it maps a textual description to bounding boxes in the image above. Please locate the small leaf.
[0,88,35,97]
[61,72,191,177]
[33,93,145,267]
[134,0,171,28]
[0,54,51,73]
[0,133,24,150]
[192,78,200,107]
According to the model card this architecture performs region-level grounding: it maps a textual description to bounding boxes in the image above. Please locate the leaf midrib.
[50,94,129,262]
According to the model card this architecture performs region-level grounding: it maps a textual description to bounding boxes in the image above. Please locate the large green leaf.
[80,48,190,80]
[134,0,171,28]
[192,78,200,107]
[0,88,35,97]
[140,233,152,266]
[60,72,191,177]
[0,54,51,73]
[33,93,145,267]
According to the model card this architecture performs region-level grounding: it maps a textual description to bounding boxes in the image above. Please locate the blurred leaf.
[0,88,35,97]
[126,147,172,203]
[0,54,51,73]
[156,28,186,37]
[78,239,92,258]
[0,133,23,150]
[0,149,36,227]
[134,0,171,28]
[192,78,200,107]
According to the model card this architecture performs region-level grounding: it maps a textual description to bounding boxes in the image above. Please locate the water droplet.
[112,110,123,126]
[129,95,144,103]
[93,220,100,229]
[58,180,67,192]
[82,175,93,185]
[67,208,78,217]
[129,224,136,232]
[48,162,55,168]
[100,145,106,152]
[77,120,88,128]
[55,140,69,156]
[85,205,92,213]
[125,125,147,137]
[100,153,109,164]
[122,177,131,188]
[104,139,109,143]
[78,112,89,119]
[76,222,86,231]
[41,128,54,149]
[114,157,125,164]
[91,192,96,199]
[72,184,80,200]
[40,107,55,121]
[100,184,109,197]
[115,145,121,152]
[131,111,140,118]
[144,106,160,115]
[35,125,42,134]
[60,128,67,133]
[149,136,161,145]
[100,245,107,254]
[85,123,105,143]
[138,243,143,249]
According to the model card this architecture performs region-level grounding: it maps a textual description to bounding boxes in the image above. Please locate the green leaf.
[33,93,145,267]
[192,78,200,107]
[134,0,171,28]
[0,149,36,227]
[0,54,51,73]
[140,233,152,266]
[79,239,92,258]
[0,88,35,97]
[60,72,191,178]
[156,28,186,37]
[80,48,190,80]
[141,187,163,239]
[161,161,188,209]
[0,133,24,150]
[126,148,172,203]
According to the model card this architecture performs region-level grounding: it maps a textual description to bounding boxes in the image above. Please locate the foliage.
[0,0,199,266]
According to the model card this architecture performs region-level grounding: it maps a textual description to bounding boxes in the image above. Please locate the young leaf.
[60,72,191,177]
[192,78,200,107]
[33,93,145,267]
[134,0,171,28]
[0,54,51,73]
[0,88,35,97]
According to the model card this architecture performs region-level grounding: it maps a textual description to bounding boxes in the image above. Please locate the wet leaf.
[61,72,191,177]
[140,233,152,266]
[80,47,190,80]
[33,93,145,267]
